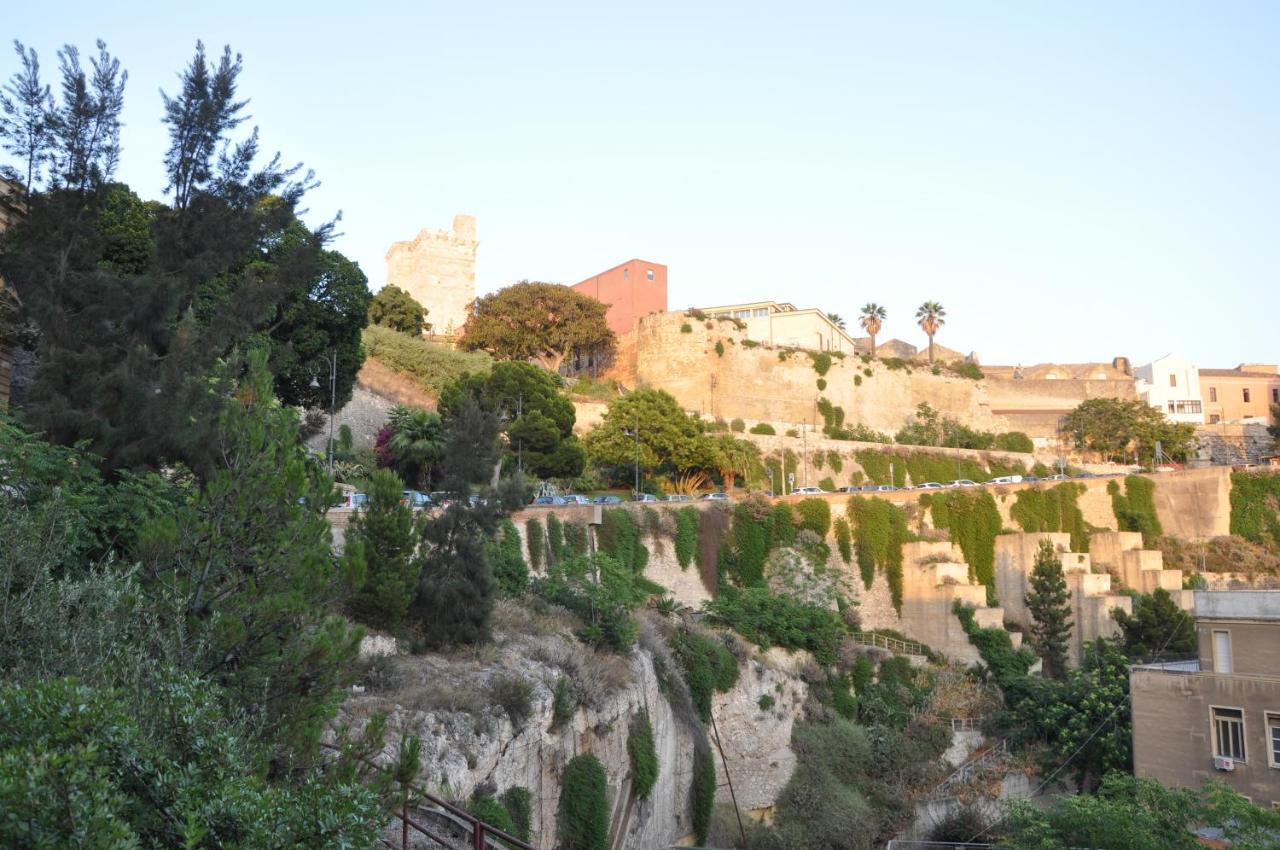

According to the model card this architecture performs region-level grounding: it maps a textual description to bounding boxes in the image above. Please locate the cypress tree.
[345,468,420,634]
[1026,539,1073,680]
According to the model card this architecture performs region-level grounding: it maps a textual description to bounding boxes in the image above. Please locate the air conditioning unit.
[1213,756,1235,771]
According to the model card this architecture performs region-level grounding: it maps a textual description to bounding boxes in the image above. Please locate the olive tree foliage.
[582,388,720,476]
[1061,398,1198,463]
[458,281,615,372]
[368,283,428,335]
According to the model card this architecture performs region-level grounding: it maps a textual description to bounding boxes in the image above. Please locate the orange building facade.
[1200,366,1280,424]
[571,259,668,336]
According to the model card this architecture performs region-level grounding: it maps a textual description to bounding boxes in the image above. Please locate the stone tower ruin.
[384,214,478,336]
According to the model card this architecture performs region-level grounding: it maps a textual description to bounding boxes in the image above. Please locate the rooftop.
[1194,590,1280,621]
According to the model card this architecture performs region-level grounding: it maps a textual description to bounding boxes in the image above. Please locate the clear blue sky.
[7,1,1278,367]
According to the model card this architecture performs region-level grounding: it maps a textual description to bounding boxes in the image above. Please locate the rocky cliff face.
[342,605,809,849]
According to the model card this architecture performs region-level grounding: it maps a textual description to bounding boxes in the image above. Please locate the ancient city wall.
[985,377,1137,438]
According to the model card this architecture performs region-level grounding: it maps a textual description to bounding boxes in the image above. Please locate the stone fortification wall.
[385,214,478,336]
[617,312,1008,436]
[985,377,1136,438]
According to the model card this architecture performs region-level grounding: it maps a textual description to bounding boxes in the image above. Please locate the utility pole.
[327,350,337,476]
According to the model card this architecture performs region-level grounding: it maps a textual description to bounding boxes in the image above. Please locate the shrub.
[490,674,534,727]
[827,450,844,472]
[819,476,836,492]
[785,428,799,438]
[469,794,518,836]
[681,322,693,333]
[771,502,797,547]
[833,518,853,564]
[749,423,776,435]
[1229,472,1280,547]
[363,324,493,395]
[490,519,529,597]
[559,754,609,850]
[742,339,759,348]
[628,711,659,800]
[1010,483,1089,552]
[795,498,832,536]
[704,585,844,665]
[923,491,1003,589]
[817,377,827,391]
[994,431,1034,453]
[851,655,873,692]
[675,507,700,569]
[950,361,984,380]
[758,694,776,710]
[714,340,725,357]
[691,744,716,846]
[810,351,833,376]
[499,787,533,841]
[672,628,740,722]
[526,519,545,571]
[551,677,576,730]
[598,509,648,573]
[854,374,862,386]
[730,417,746,433]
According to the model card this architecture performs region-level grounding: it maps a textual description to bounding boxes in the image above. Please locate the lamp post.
[623,418,640,497]
[310,350,337,476]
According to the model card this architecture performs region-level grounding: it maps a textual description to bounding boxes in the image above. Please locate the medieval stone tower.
[384,214,478,336]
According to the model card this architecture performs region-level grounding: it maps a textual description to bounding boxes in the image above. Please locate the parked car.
[593,495,623,505]
[1048,473,1070,481]
[1074,472,1097,479]
[531,495,565,506]
[868,484,897,492]
[836,485,861,493]
[791,486,829,495]
[947,479,979,488]
[560,494,592,505]
[1021,475,1040,483]
[665,494,693,502]
[633,493,660,503]
[401,490,431,507]
[343,492,369,509]
[700,492,730,501]
[915,482,945,490]
[986,475,1023,486]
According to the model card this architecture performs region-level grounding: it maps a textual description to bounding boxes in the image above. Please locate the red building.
[571,259,668,336]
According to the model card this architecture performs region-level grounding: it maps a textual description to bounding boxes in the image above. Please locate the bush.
[551,677,576,730]
[363,324,492,396]
[785,428,799,438]
[672,629,740,722]
[810,351,833,376]
[469,794,518,836]
[759,694,776,710]
[681,322,693,333]
[559,754,609,850]
[1230,472,1280,547]
[525,519,545,571]
[949,361,984,380]
[499,787,533,841]
[675,507,700,569]
[749,423,776,435]
[714,340,725,357]
[598,509,648,573]
[730,417,746,433]
[819,476,836,491]
[833,518,853,564]
[771,502,797,547]
[795,498,832,536]
[1110,476,1163,545]
[628,711,660,800]
[704,585,844,665]
[490,674,534,727]
[692,744,716,846]
[491,519,529,596]
[816,378,827,391]
[994,431,1034,453]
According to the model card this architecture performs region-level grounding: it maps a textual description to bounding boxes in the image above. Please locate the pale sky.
[7,1,1279,367]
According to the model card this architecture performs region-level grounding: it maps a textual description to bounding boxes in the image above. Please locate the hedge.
[558,755,609,850]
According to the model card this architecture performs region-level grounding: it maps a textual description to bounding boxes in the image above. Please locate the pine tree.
[345,468,420,634]
[1026,539,1073,680]
[0,41,54,196]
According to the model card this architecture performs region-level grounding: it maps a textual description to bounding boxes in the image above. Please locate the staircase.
[927,739,1010,800]
[1197,429,1275,466]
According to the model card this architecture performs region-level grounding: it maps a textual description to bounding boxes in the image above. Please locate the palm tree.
[859,303,886,357]
[386,405,448,487]
[915,301,946,365]
[826,312,846,331]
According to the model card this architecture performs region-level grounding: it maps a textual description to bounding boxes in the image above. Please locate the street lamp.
[309,350,338,476]
[623,419,641,497]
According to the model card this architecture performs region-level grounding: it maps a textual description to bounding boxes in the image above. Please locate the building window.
[1273,388,1279,404]
[1244,388,1252,403]
[623,268,629,280]
[1212,707,1246,762]
[646,269,654,281]
[1210,414,1221,424]
[1169,374,1178,387]
[1268,714,1280,768]
[753,308,769,317]
[734,310,751,319]
[1209,387,1218,402]
[1168,403,1176,413]
[1213,630,1233,673]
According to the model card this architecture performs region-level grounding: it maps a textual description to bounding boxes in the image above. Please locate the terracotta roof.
[1199,368,1278,378]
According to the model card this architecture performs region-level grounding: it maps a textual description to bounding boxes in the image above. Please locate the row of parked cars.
[336,490,485,510]
[529,492,732,507]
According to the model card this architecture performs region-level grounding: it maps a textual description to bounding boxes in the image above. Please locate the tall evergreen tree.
[47,40,126,192]
[1026,539,1073,680]
[345,468,420,635]
[0,41,54,195]
[1112,587,1195,661]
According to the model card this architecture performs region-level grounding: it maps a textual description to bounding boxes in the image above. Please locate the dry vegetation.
[1159,535,1280,579]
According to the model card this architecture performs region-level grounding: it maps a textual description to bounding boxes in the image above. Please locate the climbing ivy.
[558,754,609,850]
[598,508,649,573]
[833,517,853,564]
[771,503,797,547]
[525,518,545,571]
[674,507,700,569]
[563,521,590,558]
[855,450,904,486]
[1109,476,1163,546]
[1010,483,1090,552]
[827,450,843,473]
[795,498,832,537]
[923,491,1003,590]
[728,501,770,585]
[628,711,659,800]
[1229,472,1280,547]
[691,743,716,846]
[672,628,740,722]
[546,513,565,563]
[809,351,833,376]
[848,497,909,609]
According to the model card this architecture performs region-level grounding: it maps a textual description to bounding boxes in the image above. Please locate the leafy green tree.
[1061,397,1198,463]
[1112,587,1195,661]
[915,301,945,365]
[368,283,427,335]
[383,405,447,488]
[437,395,504,493]
[582,388,719,480]
[345,468,420,634]
[534,552,649,651]
[439,360,584,479]
[458,281,615,372]
[1026,539,1073,680]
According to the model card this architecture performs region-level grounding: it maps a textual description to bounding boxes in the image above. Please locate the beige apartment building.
[1130,591,1280,805]
[700,300,862,354]
[1200,366,1280,425]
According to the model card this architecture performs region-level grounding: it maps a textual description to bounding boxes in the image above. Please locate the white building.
[1134,354,1205,424]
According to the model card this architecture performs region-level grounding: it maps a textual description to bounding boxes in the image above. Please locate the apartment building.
[1131,591,1280,805]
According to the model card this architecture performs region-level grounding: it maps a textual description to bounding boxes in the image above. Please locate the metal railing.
[928,739,1009,800]
[950,717,983,732]
[850,631,928,656]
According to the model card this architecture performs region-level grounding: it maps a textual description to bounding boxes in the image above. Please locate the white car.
[987,475,1023,485]
[947,479,980,488]
[791,486,829,495]
[915,482,945,490]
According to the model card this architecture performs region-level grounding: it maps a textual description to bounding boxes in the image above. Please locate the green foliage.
[346,468,421,634]
[691,743,716,846]
[363,323,493,396]
[730,417,746,432]
[816,377,827,391]
[490,519,529,597]
[855,449,902,486]
[490,674,535,727]
[728,498,772,585]
[534,553,648,651]
[758,694,776,710]
[628,711,660,800]
[1035,639,1134,791]
[771,502,797,546]
[558,754,610,850]
[819,475,836,491]
[810,350,833,376]
[563,521,589,558]
[382,405,448,488]
[826,450,844,471]
[953,602,1037,688]
[551,677,576,731]
[848,497,909,608]
[499,787,533,842]
[459,281,615,371]
[680,322,693,333]
[411,499,503,649]
[1113,587,1196,660]
[598,508,649,573]
[583,388,721,478]
[923,490,1002,588]
[672,628,740,722]
[546,513,565,562]
[795,497,832,536]
[1229,471,1280,547]
[994,431,1034,453]
[903,450,988,486]
[1107,475,1164,545]
[1010,483,1090,551]
[469,795,518,837]
[0,677,382,849]
[1062,397,1198,463]
[1026,540,1073,680]
[675,506,700,569]
[704,585,844,665]
[525,518,545,571]
[851,656,874,692]
[949,361,984,380]
[749,422,776,435]
[714,339,725,357]
[833,517,853,563]
[368,284,427,335]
